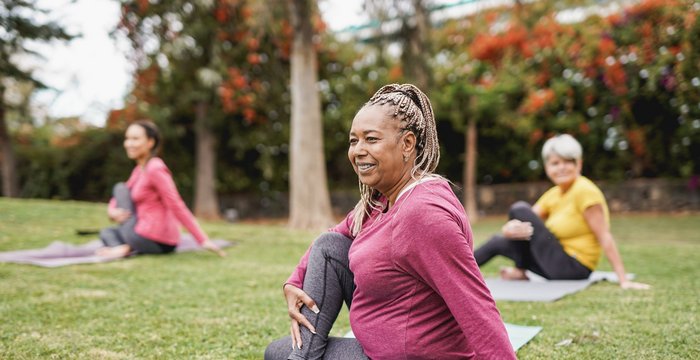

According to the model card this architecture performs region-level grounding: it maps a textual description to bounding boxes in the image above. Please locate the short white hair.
[541,134,582,162]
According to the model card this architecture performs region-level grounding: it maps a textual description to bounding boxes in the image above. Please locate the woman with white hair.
[474,134,650,289]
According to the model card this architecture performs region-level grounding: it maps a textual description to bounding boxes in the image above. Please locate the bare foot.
[95,245,131,258]
[499,267,529,280]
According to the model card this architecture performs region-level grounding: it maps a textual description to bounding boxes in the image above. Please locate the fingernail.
[311,305,320,314]
[311,329,317,334]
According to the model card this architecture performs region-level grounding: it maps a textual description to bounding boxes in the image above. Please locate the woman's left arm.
[583,204,650,290]
[397,205,516,359]
[149,161,225,256]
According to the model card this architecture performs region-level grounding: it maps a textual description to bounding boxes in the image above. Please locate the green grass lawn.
[1,198,699,359]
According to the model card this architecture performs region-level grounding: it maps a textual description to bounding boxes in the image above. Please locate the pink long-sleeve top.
[287,179,515,359]
[108,157,208,246]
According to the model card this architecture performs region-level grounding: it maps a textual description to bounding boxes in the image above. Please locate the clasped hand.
[108,207,132,224]
[284,284,319,350]
[502,219,534,240]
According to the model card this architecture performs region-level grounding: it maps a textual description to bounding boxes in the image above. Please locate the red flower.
[388,65,403,81]
[598,37,616,57]
[607,13,624,26]
[243,108,256,123]
[625,129,646,156]
[522,89,555,114]
[604,62,628,95]
[137,0,149,13]
[247,53,261,65]
[529,129,544,145]
[247,38,260,51]
[215,7,228,23]
[579,122,590,135]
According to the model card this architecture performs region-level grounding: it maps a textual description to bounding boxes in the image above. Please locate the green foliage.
[430,0,700,183]
[14,125,131,201]
[0,0,74,88]
[1,199,699,358]
[8,0,700,201]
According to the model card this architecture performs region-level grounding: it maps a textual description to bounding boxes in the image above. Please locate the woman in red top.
[265,85,514,359]
[97,120,224,258]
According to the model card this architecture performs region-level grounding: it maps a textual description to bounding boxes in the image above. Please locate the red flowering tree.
[117,0,288,219]
[432,0,699,207]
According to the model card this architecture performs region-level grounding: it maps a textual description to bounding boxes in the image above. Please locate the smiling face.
[544,153,582,188]
[123,124,155,163]
[348,105,415,199]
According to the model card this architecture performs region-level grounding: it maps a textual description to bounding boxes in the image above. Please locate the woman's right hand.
[108,207,132,224]
[201,239,226,257]
[284,284,319,350]
[502,219,534,240]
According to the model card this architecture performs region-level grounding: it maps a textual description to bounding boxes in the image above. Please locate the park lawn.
[1,198,699,359]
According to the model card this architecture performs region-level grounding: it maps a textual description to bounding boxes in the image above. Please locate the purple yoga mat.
[0,234,233,268]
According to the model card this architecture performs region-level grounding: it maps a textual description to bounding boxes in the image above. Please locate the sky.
[25,0,369,126]
[29,0,133,125]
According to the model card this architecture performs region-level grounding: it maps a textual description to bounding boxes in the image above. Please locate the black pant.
[99,183,175,255]
[474,201,591,280]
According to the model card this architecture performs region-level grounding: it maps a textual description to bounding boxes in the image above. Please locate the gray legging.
[265,232,369,360]
[474,201,591,280]
[99,182,175,255]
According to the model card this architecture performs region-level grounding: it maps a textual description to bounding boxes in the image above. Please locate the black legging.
[474,201,591,280]
[265,232,368,360]
[99,182,175,255]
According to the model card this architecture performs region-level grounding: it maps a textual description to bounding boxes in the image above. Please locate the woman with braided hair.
[265,84,515,360]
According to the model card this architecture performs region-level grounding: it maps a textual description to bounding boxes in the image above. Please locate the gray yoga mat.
[486,271,634,302]
[504,323,543,351]
[344,322,542,352]
[0,234,233,268]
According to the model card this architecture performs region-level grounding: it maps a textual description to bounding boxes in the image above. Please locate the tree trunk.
[193,100,221,220]
[0,86,20,197]
[401,0,432,90]
[288,0,334,231]
[463,117,478,222]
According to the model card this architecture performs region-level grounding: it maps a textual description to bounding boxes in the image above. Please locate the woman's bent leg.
[288,232,361,360]
[122,230,174,255]
[474,234,532,269]
[263,233,362,360]
[265,336,367,360]
[100,183,132,247]
[509,201,591,279]
[100,183,171,255]
[99,227,125,247]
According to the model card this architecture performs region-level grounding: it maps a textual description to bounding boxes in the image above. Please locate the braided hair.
[350,84,441,236]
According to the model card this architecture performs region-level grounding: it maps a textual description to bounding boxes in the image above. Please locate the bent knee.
[311,232,352,257]
[510,201,531,211]
[112,182,127,193]
[509,201,533,219]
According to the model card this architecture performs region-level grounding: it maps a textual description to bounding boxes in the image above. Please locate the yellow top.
[534,176,608,270]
